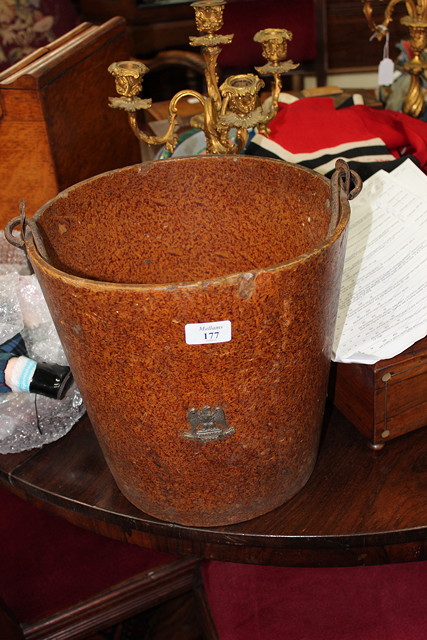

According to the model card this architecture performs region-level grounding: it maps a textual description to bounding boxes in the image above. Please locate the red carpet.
[202,559,427,640]
[0,485,176,623]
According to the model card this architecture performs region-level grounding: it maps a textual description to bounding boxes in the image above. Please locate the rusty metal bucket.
[6,155,360,527]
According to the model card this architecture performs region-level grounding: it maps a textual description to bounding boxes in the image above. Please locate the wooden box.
[0,17,141,229]
[332,337,427,448]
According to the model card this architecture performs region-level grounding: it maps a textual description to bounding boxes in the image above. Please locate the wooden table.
[1,404,427,567]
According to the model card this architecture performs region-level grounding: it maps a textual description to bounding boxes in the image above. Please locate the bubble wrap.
[17,275,68,365]
[0,233,86,453]
[0,231,28,266]
[0,385,85,453]
[0,273,24,344]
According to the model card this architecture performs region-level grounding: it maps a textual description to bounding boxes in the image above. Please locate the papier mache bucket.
[6,155,361,527]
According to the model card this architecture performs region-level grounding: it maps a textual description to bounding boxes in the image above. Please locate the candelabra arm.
[254,73,283,137]
[267,72,283,119]
[127,89,207,152]
[189,1,234,112]
[362,0,418,39]
[202,45,223,110]
[234,128,249,153]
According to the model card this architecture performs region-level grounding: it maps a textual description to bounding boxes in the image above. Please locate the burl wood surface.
[0,18,141,228]
[1,405,427,567]
[25,156,350,527]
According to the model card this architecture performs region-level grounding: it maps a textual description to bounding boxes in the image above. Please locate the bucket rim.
[25,155,351,291]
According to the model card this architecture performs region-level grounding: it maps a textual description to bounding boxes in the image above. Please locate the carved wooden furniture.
[1,405,427,567]
[136,48,207,107]
[2,404,427,638]
[333,336,427,449]
[0,17,141,229]
[0,485,199,640]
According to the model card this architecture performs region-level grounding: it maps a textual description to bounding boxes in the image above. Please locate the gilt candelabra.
[362,0,427,117]
[108,0,299,155]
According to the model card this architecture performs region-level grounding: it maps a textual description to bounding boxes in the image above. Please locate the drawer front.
[374,362,427,442]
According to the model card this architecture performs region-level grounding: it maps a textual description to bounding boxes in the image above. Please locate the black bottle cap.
[29,362,73,400]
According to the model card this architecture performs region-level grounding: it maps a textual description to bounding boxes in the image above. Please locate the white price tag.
[378,57,394,86]
[185,320,232,345]
[377,30,394,86]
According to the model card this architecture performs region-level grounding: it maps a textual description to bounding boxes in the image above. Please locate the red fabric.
[203,560,427,640]
[0,485,177,623]
[267,98,427,172]
[219,0,316,68]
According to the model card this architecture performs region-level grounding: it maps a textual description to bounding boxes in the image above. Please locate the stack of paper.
[332,159,427,364]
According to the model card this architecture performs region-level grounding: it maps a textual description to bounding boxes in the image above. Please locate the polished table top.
[1,404,427,567]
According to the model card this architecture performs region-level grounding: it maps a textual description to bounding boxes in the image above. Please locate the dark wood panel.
[128,20,196,55]
[21,557,200,640]
[79,0,194,24]
[79,0,195,56]
[0,449,39,481]
[326,0,409,70]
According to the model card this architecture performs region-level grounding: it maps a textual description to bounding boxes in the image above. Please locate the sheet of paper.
[388,157,427,199]
[332,160,427,364]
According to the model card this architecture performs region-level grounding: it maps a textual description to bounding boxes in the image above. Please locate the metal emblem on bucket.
[184,406,235,442]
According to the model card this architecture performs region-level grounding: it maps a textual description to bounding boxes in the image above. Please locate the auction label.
[185,320,232,345]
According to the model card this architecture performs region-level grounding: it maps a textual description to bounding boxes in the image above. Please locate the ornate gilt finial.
[254,28,299,75]
[107,61,152,111]
[108,0,301,154]
[190,0,231,43]
[219,74,265,127]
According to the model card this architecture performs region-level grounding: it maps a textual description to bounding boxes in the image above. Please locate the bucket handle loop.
[331,158,362,202]
[329,160,362,235]
[4,201,48,262]
[4,201,27,251]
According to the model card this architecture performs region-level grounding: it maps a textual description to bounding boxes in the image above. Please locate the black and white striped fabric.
[245,94,426,180]
[248,133,400,178]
